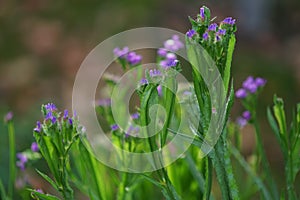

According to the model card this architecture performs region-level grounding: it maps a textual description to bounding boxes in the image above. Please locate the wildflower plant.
[0,5,299,200]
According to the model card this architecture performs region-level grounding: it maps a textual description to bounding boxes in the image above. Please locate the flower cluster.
[113,47,142,66]
[236,111,251,128]
[235,76,267,99]
[157,35,183,70]
[16,142,39,171]
[4,111,13,123]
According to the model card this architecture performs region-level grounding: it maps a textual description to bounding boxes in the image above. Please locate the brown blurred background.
[0,0,299,195]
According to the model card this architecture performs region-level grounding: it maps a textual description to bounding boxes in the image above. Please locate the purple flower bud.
[217,29,226,36]
[127,51,142,65]
[31,142,39,152]
[16,153,28,170]
[186,29,196,38]
[222,17,236,25]
[235,88,247,98]
[126,125,139,137]
[203,32,209,40]
[242,111,251,120]
[208,23,218,31]
[166,53,177,60]
[131,112,140,119]
[36,189,44,194]
[157,85,163,96]
[149,69,162,77]
[236,117,248,128]
[200,7,205,19]
[97,98,111,107]
[242,76,254,88]
[4,111,13,122]
[157,48,167,57]
[111,124,119,131]
[63,109,68,119]
[34,121,41,133]
[113,47,129,58]
[163,35,183,52]
[216,35,221,41]
[68,118,73,126]
[45,103,57,112]
[255,77,267,87]
[140,78,148,85]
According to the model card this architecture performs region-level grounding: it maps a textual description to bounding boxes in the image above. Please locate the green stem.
[253,119,278,200]
[286,152,296,200]
[8,121,16,199]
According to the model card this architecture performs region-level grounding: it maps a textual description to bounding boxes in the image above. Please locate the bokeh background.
[0,0,299,197]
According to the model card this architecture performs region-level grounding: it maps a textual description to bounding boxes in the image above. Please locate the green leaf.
[267,107,288,156]
[35,169,59,191]
[0,179,8,200]
[223,35,236,94]
[27,189,61,200]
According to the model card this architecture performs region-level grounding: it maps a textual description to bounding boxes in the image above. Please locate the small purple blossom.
[140,78,148,85]
[45,103,57,112]
[243,76,258,93]
[160,52,178,69]
[217,29,226,36]
[222,17,236,25]
[200,7,205,19]
[4,111,13,122]
[236,117,248,128]
[157,85,163,96]
[235,88,247,99]
[131,112,140,119]
[31,142,39,152]
[186,29,196,38]
[208,23,218,31]
[157,48,167,57]
[34,121,41,133]
[68,118,73,126]
[97,98,111,107]
[149,69,162,77]
[45,112,57,124]
[163,35,184,52]
[203,32,209,40]
[16,153,28,171]
[255,77,267,87]
[242,111,251,120]
[126,125,139,137]
[111,124,119,131]
[36,189,44,194]
[127,52,142,65]
[113,47,129,58]
[63,109,68,119]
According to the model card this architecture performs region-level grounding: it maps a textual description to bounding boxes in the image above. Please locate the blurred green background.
[0,0,299,196]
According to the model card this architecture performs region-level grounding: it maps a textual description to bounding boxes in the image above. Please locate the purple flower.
[63,109,68,119]
[45,112,57,124]
[243,76,258,93]
[97,98,111,107]
[217,29,226,36]
[149,69,162,77]
[222,17,236,25]
[208,23,218,31]
[216,35,221,41]
[166,53,176,60]
[127,52,142,65]
[111,124,119,131]
[157,48,167,57]
[236,117,248,128]
[159,52,179,69]
[16,153,28,171]
[242,111,251,120]
[203,32,209,40]
[186,29,196,38]
[34,121,41,133]
[68,118,73,126]
[45,103,57,112]
[113,47,129,58]
[36,189,44,194]
[140,78,148,85]
[126,125,139,137]
[131,112,140,119]
[4,111,13,122]
[163,35,183,52]
[235,88,247,99]
[200,7,205,19]
[255,77,267,87]
[31,142,39,152]
[157,85,163,96]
